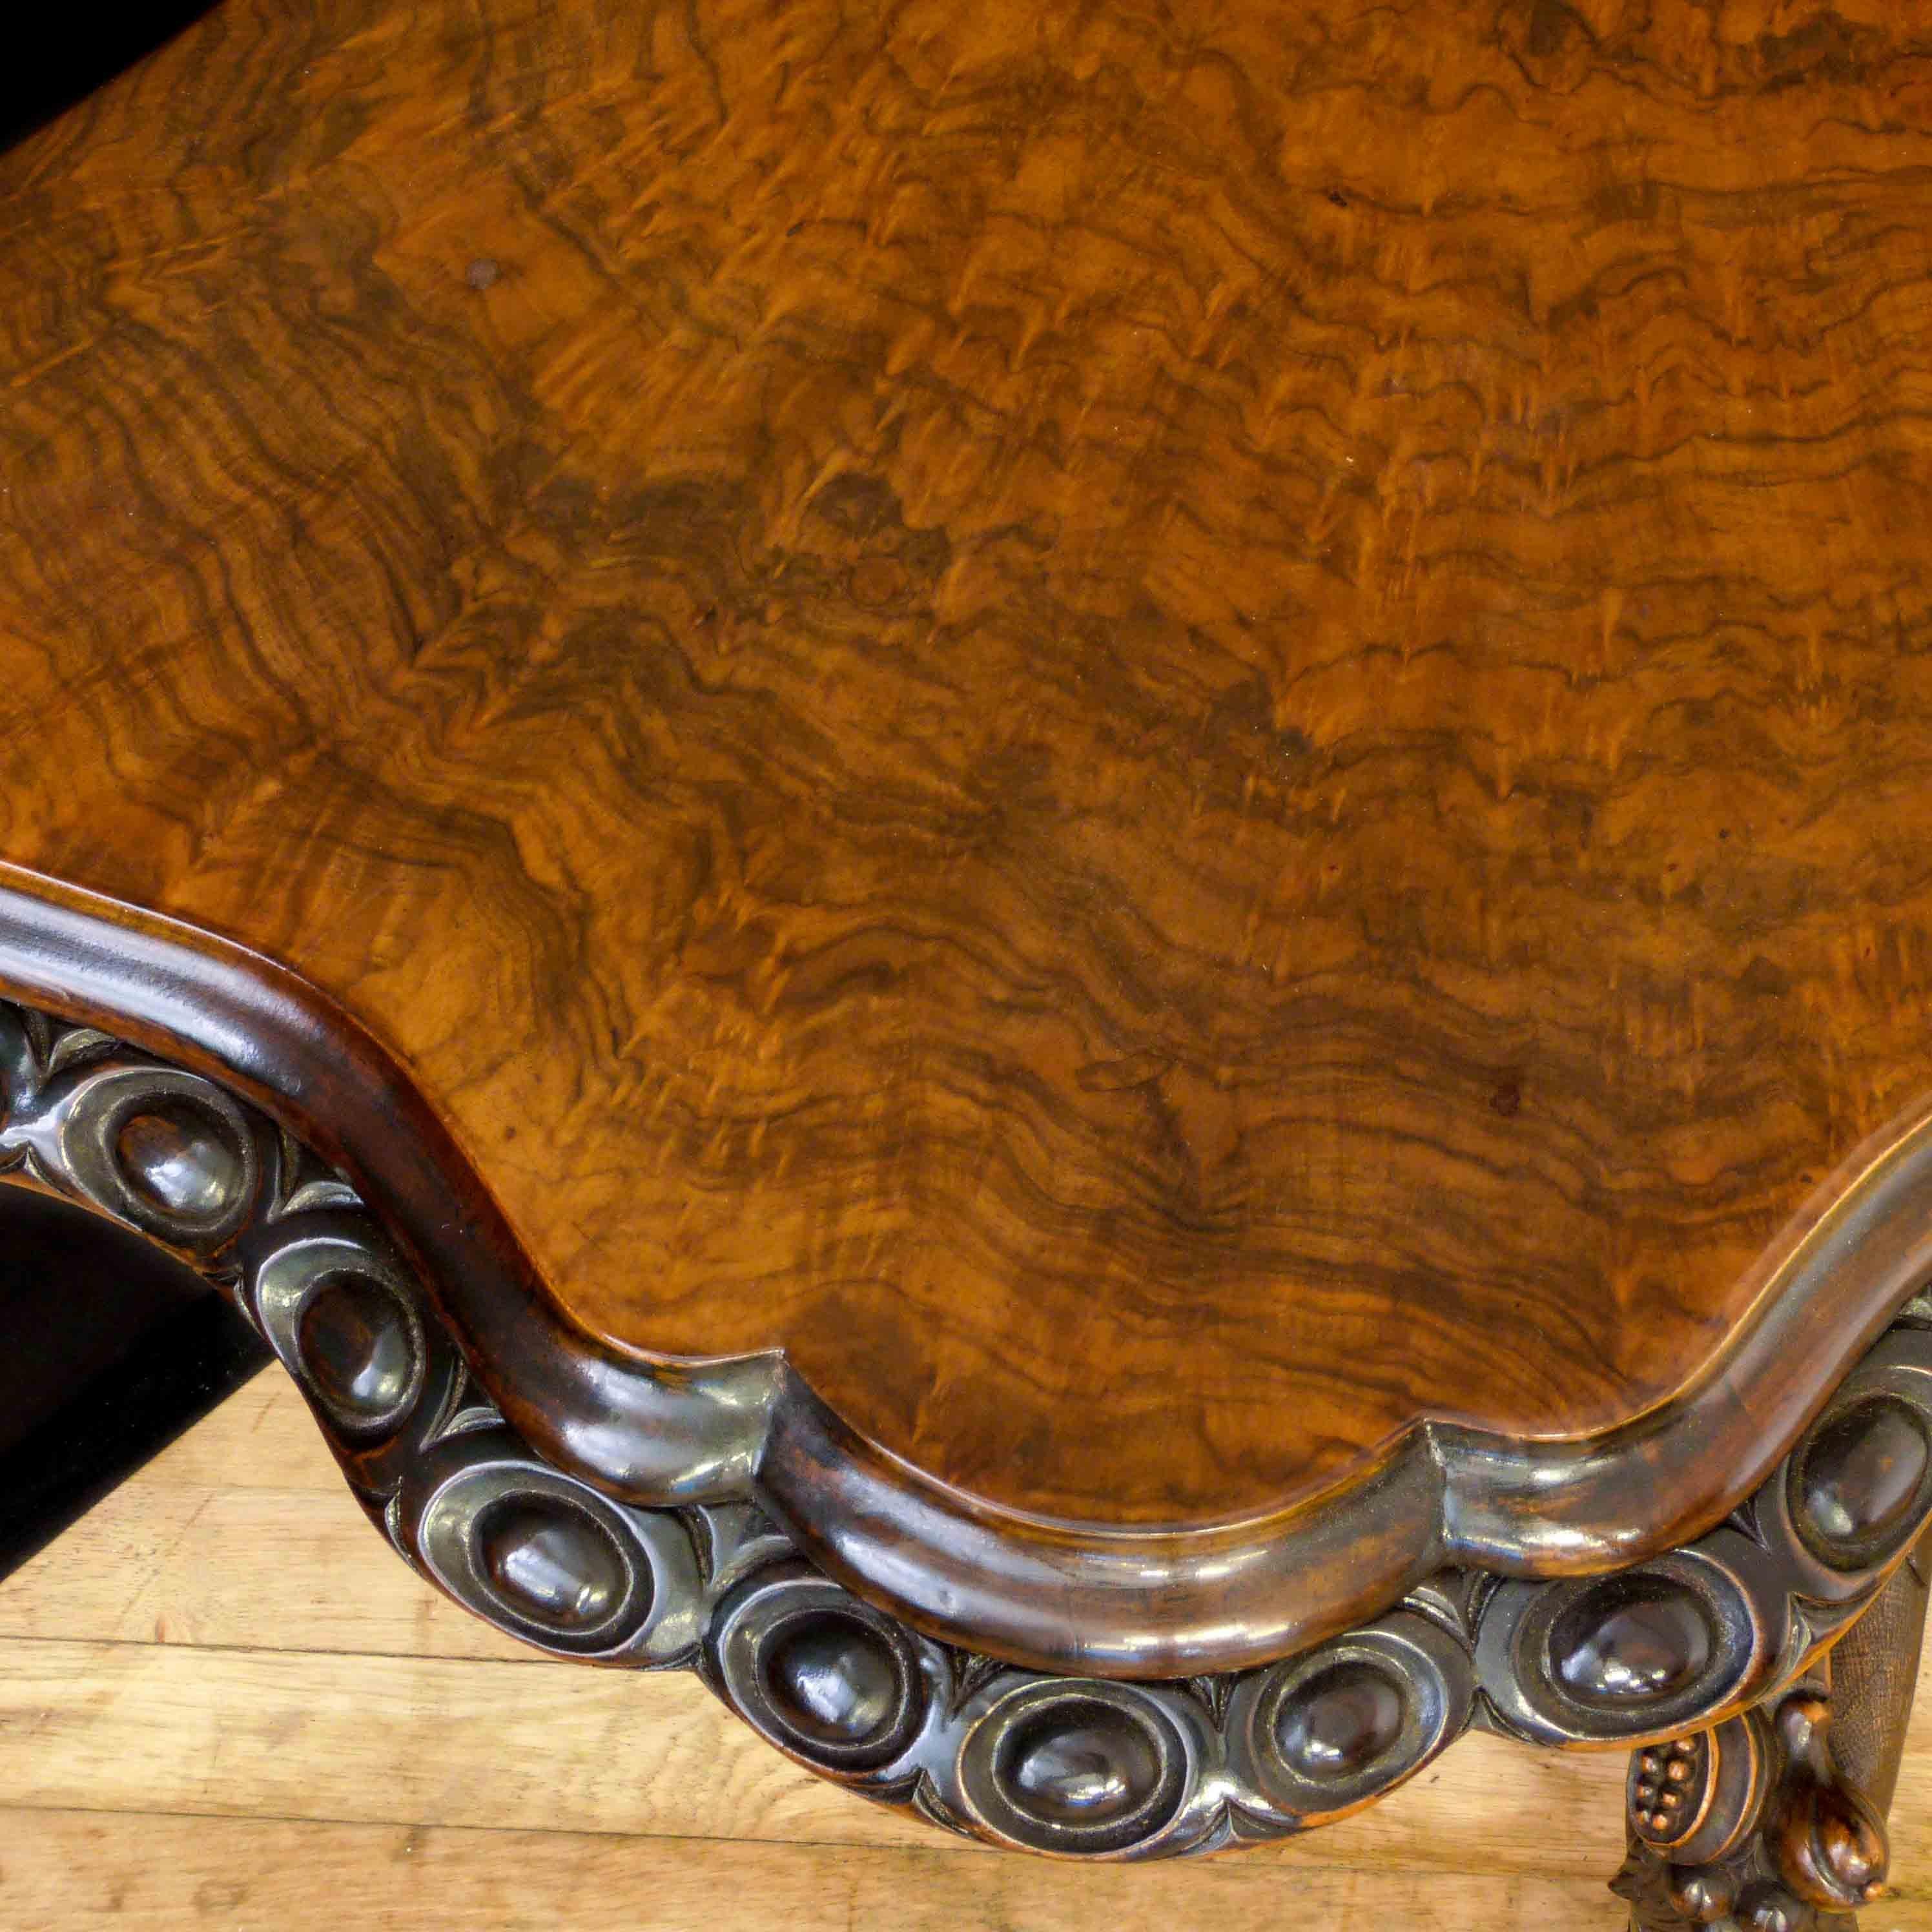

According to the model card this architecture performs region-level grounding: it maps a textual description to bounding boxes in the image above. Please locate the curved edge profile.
[10,992,1932,1860]
[3,860,1932,1680]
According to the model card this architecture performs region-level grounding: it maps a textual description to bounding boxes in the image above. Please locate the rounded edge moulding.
[3,860,1930,1678]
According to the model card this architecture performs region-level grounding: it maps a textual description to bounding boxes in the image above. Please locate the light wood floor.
[3,1372,1931,1930]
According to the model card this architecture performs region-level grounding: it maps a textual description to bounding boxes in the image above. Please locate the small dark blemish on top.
[1326,187,1349,208]
[466,257,500,291]
[1490,1075,1523,1118]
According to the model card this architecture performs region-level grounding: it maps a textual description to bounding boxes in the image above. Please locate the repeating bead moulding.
[6,996,1932,1861]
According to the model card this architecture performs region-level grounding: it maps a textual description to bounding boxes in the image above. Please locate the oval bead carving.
[114,1102,245,1220]
[762,1611,904,1749]
[959,1683,1189,1855]
[1274,1660,1407,1780]
[56,1065,263,1251]
[1000,1700,1164,1827]
[1794,1397,1931,1568]
[413,1444,697,1663]
[1227,1614,1473,1819]
[1551,1577,1714,1705]
[474,1496,632,1635]
[296,1273,419,1428]
[709,1572,925,1774]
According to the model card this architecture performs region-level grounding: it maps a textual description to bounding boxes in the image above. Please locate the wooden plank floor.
[3,1374,1931,1930]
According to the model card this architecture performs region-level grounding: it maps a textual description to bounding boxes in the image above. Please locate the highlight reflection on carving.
[5,995,1932,1864]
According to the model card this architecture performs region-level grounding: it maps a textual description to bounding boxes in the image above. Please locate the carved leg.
[1614,1529,1930,1931]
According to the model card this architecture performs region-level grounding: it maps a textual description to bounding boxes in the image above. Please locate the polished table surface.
[6,0,1932,1672]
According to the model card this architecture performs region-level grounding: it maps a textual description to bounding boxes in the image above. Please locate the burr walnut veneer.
[8,0,1932,1922]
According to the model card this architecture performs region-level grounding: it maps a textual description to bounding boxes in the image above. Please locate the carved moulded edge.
[8,996,1932,1860]
[4,860,1932,1680]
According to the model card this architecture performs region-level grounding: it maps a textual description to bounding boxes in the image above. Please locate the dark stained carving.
[712,1570,927,1776]
[958,1682,1191,1856]
[1792,1403,1932,1573]
[1554,1579,1717,1706]
[1224,1612,1471,1827]
[1612,1534,1932,1928]
[8,992,1932,1863]
[1615,1692,1891,1931]
[1273,1664,1404,1779]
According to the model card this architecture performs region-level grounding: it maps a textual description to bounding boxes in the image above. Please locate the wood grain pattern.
[9,0,1932,1548]
[7,1375,1932,1929]
[0,1816,1628,1932]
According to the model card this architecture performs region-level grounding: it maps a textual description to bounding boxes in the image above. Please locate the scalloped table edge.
[2,856,1929,1680]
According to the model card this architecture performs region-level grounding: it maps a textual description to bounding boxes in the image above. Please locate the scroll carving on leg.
[1612,1696,1886,1931]
[1613,1534,1932,1929]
